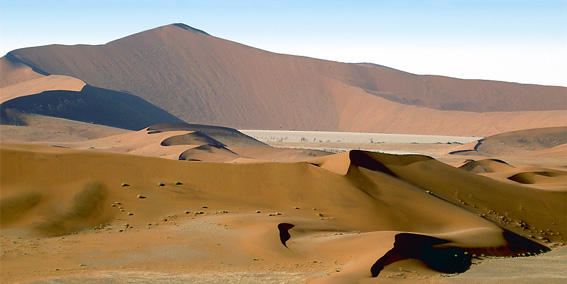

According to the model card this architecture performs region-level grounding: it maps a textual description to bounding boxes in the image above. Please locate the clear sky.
[1,0,565,86]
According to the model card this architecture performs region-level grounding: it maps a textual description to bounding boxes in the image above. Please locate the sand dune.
[1,143,563,283]
[474,127,567,155]
[449,127,567,163]
[148,123,267,147]
[1,85,185,130]
[179,144,240,162]
[0,114,128,144]
[0,55,45,87]
[1,22,565,284]
[522,143,567,159]
[3,23,565,136]
[507,171,567,185]
[459,159,516,174]
[0,75,85,104]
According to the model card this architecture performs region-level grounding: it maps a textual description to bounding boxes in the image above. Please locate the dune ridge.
[0,55,45,87]
[450,127,567,160]
[0,85,185,130]
[0,75,85,104]
[2,24,565,136]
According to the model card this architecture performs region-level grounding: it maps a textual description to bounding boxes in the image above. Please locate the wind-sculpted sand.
[3,24,566,136]
[1,21,565,283]
[1,134,565,283]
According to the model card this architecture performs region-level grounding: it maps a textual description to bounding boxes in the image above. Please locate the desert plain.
[1,23,566,283]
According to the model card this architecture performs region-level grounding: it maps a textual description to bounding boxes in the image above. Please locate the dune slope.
[1,143,563,283]
[0,85,185,130]
[450,127,567,158]
[3,24,565,135]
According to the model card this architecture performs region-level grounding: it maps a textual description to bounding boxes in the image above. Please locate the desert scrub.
[121,183,129,187]
[136,194,145,199]
[174,181,182,185]
[158,182,164,187]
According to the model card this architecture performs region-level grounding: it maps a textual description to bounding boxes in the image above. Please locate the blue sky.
[1,0,565,86]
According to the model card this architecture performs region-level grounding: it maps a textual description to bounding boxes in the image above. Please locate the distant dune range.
[1,23,566,136]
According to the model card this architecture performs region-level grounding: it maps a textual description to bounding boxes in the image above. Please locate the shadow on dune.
[277,223,295,248]
[178,144,238,161]
[0,192,42,225]
[459,158,516,173]
[0,85,185,130]
[370,230,551,277]
[371,233,472,277]
[348,151,398,177]
[34,182,112,236]
[160,131,226,148]
[148,123,268,147]
[508,171,567,184]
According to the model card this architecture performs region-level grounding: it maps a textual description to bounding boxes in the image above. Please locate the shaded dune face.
[508,171,567,184]
[370,233,472,277]
[369,230,550,277]
[148,123,268,147]
[178,145,238,161]
[0,85,185,130]
[0,192,42,225]
[34,182,110,236]
[459,159,516,173]
[277,223,295,248]
[160,132,226,148]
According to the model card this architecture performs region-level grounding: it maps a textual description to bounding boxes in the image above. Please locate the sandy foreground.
[1,122,566,283]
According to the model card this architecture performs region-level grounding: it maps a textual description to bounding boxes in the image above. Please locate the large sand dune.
[1,142,564,283]
[0,85,185,130]
[2,23,565,136]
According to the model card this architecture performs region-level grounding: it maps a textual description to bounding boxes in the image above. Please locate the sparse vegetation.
[158,182,164,186]
[121,183,129,187]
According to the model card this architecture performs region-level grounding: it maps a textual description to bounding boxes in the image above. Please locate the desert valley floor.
[1,117,565,283]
